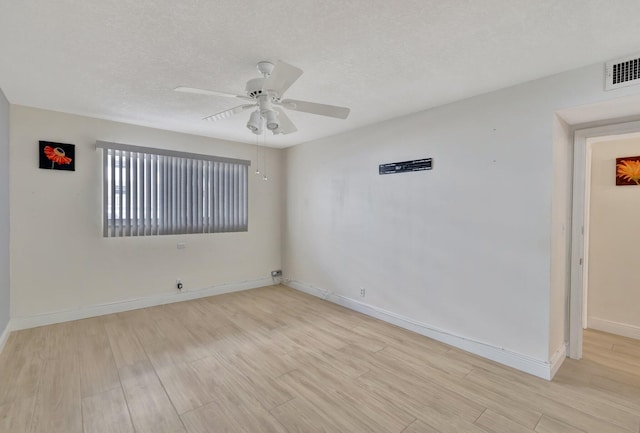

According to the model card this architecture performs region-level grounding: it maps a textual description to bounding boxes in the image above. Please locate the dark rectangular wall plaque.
[379,158,432,175]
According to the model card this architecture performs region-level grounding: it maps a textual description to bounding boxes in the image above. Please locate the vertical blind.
[97,141,250,237]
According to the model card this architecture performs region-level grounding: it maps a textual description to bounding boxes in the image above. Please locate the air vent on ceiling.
[605,53,640,91]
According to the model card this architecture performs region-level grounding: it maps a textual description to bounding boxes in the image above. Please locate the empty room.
[2,1,640,432]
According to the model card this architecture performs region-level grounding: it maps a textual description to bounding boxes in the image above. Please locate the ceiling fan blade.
[263,61,303,96]
[272,108,298,134]
[175,86,251,100]
[203,104,256,122]
[279,99,350,119]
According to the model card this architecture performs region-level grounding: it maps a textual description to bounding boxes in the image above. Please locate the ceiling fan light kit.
[264,109,279,131]
[176,60,351,136]
[247,110,263,134]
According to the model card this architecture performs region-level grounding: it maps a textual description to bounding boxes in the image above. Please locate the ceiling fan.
[175,61,350,135]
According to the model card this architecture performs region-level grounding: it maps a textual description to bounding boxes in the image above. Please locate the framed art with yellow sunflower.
[39,141,75,171]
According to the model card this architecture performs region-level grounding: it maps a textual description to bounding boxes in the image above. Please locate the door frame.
[569,120,640,359]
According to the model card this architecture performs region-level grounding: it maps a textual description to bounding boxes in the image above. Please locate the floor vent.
[605,54,640,91]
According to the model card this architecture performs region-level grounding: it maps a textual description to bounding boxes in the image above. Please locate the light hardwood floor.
[1,285,639,433]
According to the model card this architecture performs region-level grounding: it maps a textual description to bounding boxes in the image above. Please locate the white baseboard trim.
[549,342,568,380]
[588,317,640,340]
[287,279,558,380]
[0,320,13,356]
[11,277,274,331]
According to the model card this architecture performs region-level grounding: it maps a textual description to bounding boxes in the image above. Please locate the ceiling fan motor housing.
[245,78,266,98]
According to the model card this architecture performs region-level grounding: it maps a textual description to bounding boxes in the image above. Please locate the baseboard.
[0,319,13,356]
[287,280,558,380]
[287,280,332,300]
[0,320,12,353]
[588,317,640,340]
[549,342,567,380]
[11,277,273,331]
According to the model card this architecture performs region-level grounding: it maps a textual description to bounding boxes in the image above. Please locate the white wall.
[0,88,9,338]
[284,61,640,372]
[587,135,640,337]
[10,106,283,321]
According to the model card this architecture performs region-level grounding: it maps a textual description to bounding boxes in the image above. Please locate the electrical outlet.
[360,288,366,297]
[176,279,183,290]
[177,242,186,250]
[271,270,282,277]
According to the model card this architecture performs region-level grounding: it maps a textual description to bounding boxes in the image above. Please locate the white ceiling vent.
[605,53,640,91]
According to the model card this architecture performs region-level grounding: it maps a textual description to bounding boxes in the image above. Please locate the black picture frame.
[39,141,75,171]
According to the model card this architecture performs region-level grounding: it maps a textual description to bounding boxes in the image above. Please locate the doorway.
[569,121,640,359]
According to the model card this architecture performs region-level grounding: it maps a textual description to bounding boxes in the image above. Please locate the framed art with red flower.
[616,156,640,185]
[39,141,75,171]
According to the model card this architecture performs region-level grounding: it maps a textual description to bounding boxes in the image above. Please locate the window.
[97,141,249,237]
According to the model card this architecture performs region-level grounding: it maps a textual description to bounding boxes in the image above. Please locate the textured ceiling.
[1,0,640,148]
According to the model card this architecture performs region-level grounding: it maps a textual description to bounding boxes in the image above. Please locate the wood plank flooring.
[0,285,639,433]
